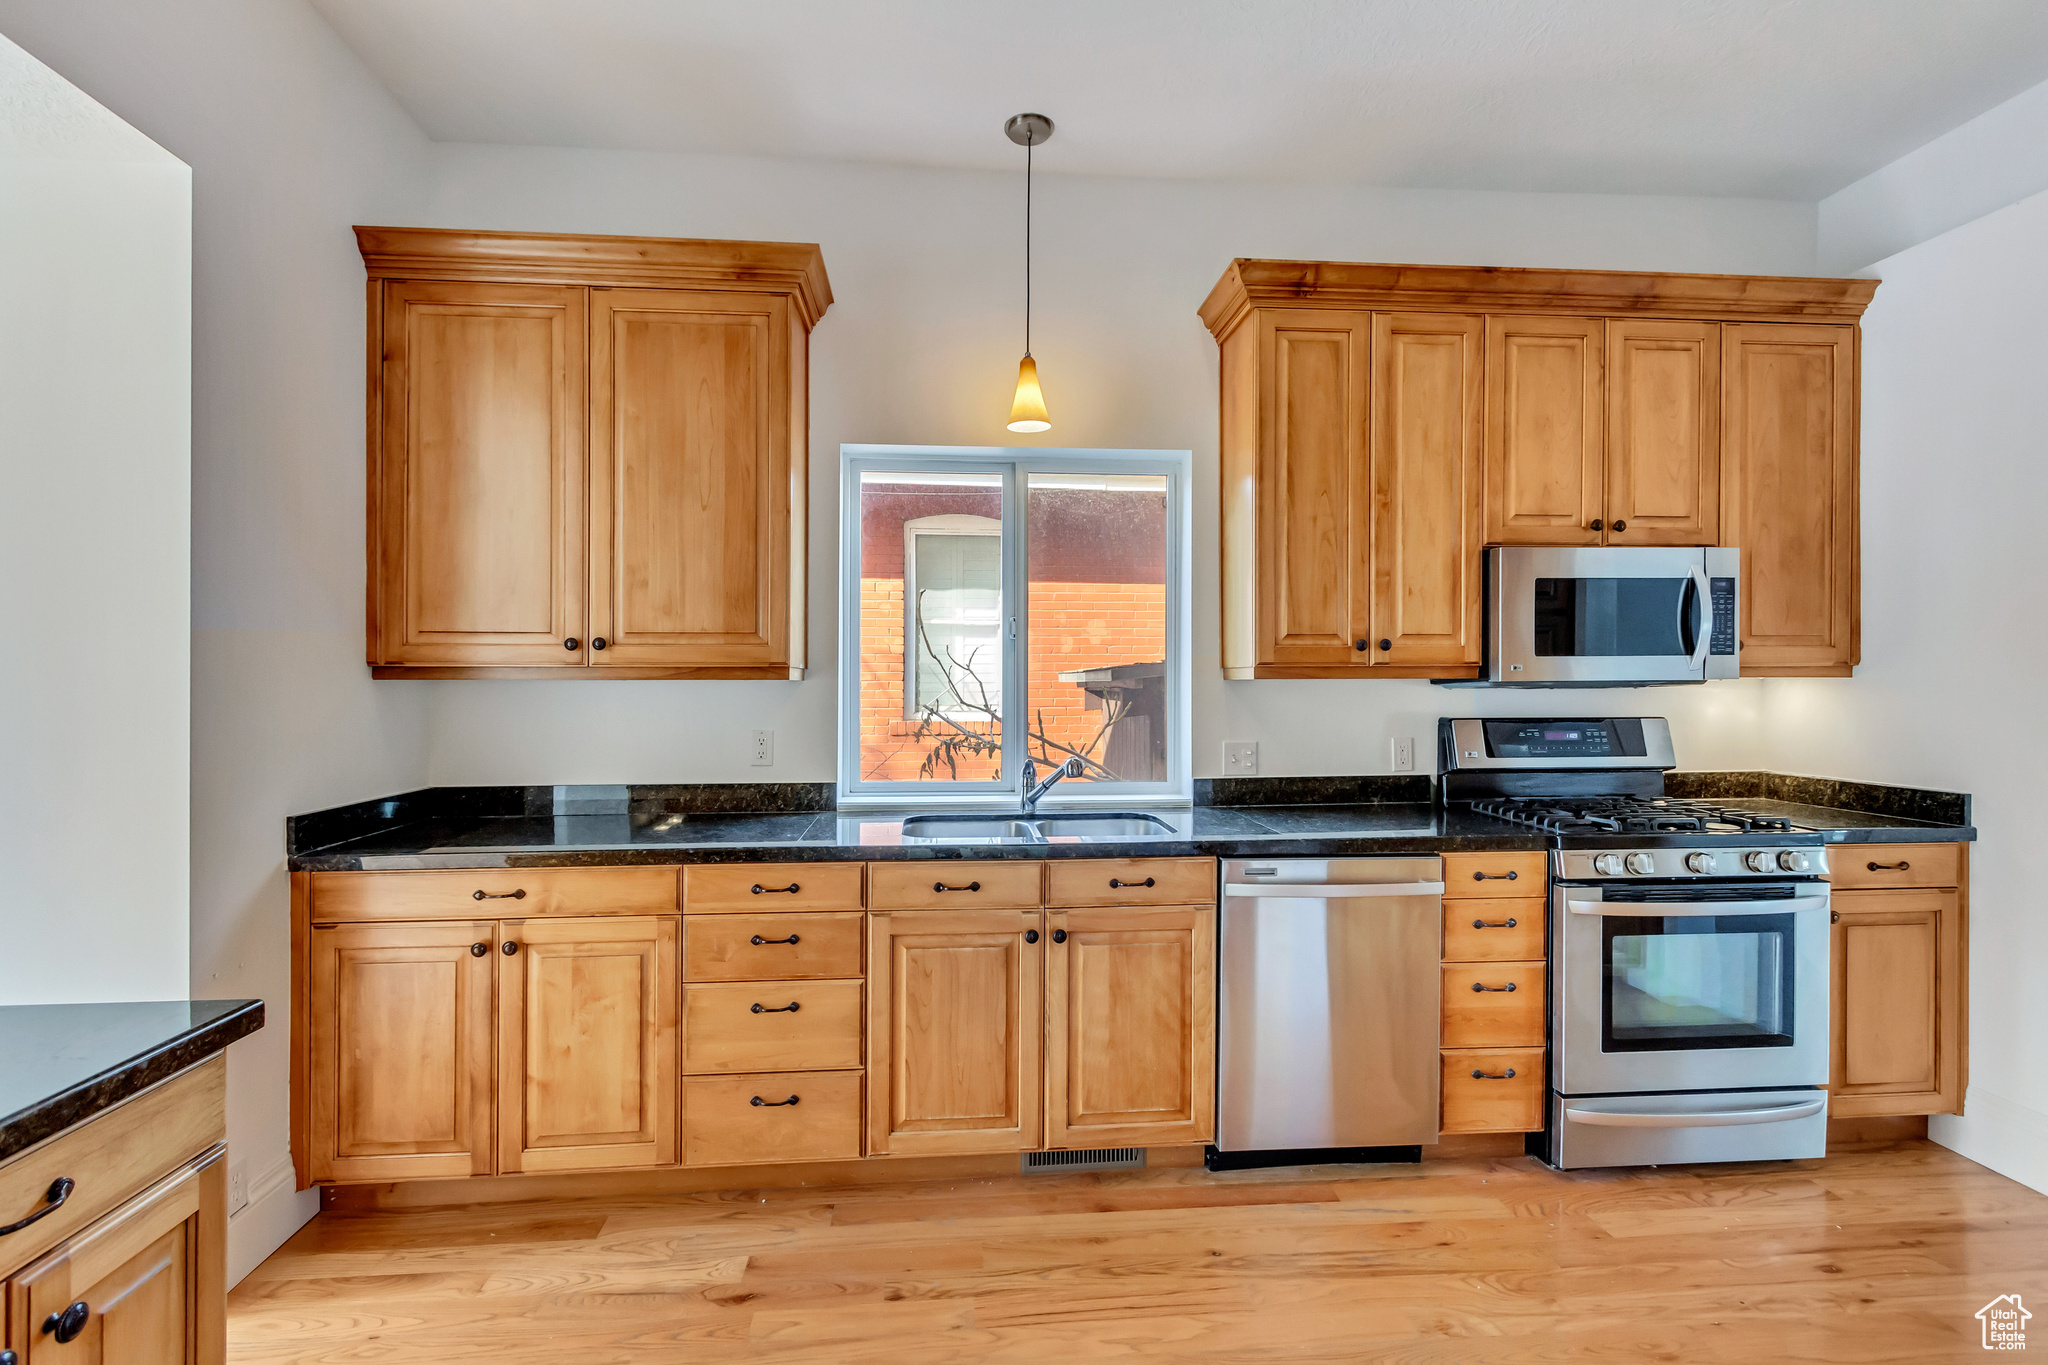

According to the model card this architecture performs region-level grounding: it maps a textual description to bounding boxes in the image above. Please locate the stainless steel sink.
[897,811,1180,844]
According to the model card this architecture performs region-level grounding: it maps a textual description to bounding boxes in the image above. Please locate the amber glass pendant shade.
[1007,355,1051,432]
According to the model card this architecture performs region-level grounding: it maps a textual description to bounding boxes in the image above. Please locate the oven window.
[1601,914,1795,1051]
[1533,577,1696,658]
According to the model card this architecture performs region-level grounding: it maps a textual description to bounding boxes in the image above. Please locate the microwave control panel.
[1710,577,1737,656]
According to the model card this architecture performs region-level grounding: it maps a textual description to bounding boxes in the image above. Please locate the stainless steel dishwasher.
[1209,857,1445,1170]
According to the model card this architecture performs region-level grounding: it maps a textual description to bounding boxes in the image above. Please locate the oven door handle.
[1225,882,1445,899]
[1563,1098,1826,1128]
[1565,895,1829,918]
[1687,563,1712,671]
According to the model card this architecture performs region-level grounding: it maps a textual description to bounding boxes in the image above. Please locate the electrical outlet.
[228,1160,248,1216]
[1223,741,1258,775]
[1391,736,1416,773]
[751,730,773,767]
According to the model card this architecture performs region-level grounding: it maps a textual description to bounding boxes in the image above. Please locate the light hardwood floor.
[229,1139,2047,1363]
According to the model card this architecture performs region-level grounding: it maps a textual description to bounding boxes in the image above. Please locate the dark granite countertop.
[286,771,1972,871]
[0,999,263,1163]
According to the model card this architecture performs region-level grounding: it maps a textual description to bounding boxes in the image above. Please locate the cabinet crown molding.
[355,225,834,328]
[1199,258,1878,338]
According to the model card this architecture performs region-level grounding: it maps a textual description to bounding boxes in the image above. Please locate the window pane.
[1026,473,1170,784]
[857,472,1004,783]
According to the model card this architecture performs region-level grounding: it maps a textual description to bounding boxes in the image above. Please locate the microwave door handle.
[1565,895,1831,917]
[1687,564,1712,671]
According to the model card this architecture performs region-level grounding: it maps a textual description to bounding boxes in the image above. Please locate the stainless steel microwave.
[1478,546,1739,686]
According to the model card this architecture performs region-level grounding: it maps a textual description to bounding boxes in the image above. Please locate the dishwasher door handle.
[1223,881,1446,898]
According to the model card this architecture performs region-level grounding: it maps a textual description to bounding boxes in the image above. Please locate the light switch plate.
[1223,741,1258,775]
[1391,736,1416,773]
[228,1160,248,1215]
[751,730,773,767]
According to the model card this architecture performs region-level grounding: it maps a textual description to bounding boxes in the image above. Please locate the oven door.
[1488,546,1738,684]
[1555,881,1829,1094]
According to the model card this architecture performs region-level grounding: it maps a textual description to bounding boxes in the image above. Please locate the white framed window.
[839,445,1192,808]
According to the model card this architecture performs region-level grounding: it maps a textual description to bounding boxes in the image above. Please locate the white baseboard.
[227,1154,317,1287]
[1931,1087,2048,1196]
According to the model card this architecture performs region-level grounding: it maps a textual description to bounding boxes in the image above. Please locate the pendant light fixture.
[1004,112,1054,433]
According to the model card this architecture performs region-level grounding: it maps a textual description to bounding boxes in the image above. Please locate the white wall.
[0,0,434,1283]
[420,144,1815,786]
[1760,185,2048,1193]
[0,35,190,1004]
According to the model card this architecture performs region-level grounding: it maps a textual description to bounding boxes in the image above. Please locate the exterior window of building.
[839,446,1191,806]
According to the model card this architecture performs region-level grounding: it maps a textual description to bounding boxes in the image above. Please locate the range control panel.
[1556,847,1830,880]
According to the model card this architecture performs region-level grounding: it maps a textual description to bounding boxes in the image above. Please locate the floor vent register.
[1021,1148,1146,1174]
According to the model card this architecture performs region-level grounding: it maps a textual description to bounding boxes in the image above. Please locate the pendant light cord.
[1024,132,1033,359]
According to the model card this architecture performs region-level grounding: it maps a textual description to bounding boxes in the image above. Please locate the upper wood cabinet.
[1722,323,1859,674]
[1201,260,1875,679]
[359,227,830,679]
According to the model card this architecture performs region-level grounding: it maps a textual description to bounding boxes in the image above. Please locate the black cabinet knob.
[564,637,580,650]
[470,942,488,957]
[1354,638,1369,651]
[501,941,518,956]
[3,1347,20,1364]
[1377,639,1391,651]
[45,1301,90,1344]
[1051,928,1068,944]
[1024,929,1039,944]
[591,637,607,650]
[1590,519,1603,531]
[1612,519,1626,532]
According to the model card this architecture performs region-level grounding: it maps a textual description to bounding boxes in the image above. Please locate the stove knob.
[1593,853,1626,877]
[1777,851,1811,873]
[1744,850,1776,873]
[1686,852,1718,874]
[1624,852,1656,876]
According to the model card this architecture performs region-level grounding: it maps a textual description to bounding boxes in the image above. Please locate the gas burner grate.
[1467,797,1797,837]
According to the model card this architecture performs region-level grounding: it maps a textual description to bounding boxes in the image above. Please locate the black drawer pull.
[750,933,801,946]
[1471,981,1517,993]
[44,1301,89,1344]
[1470,1068,1518,1081]
[751,1001,801,1014]
[751,882,801,895]
[1471,870,1518,882]
[1867,861,1911,872]
[1,1177,73,1237]
[751,1094,800,1107]
[473,888,526,901]
[1472,918,1518,930]
[1108,877,1156,889]
[933,881,983,893]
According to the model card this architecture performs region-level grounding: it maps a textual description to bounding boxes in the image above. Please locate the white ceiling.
[309,0,2048,200]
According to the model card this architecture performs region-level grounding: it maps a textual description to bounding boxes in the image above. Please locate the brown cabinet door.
[6,1150,224,1365]
[1722,323,1858,674]
[1369,313,1484,669]
[1605,319,1720,546]
[307,921,496,1183]
[1483,315,1604,546]
[371,280,587,667]
[1044,906,1214,1149]
[497,916,680,1173]
[867,909,1044,1156]
[588,288,793,673]
[1256,309,1372,668]
[1830,890,1961,1117]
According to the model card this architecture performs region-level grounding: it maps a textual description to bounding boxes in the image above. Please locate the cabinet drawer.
[867,861,1043,909]
[0,1057,223,1272]
[1441,963,1546,1047]
[1441,1049,1546,1132]
[685,912,864,981]
[682,1071,863,1166]
[311,867,679,921]
[1442,901,1546,962]
[1046,858,1216,907]
[1441,852,1547,897]
[684,863,864,913]
[682,980,863,1073]
[1827,843,1961,890]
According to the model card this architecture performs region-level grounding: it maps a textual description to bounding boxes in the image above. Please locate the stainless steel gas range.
[1439,717,1831,1169]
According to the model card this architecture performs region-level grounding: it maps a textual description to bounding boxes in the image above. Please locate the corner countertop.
[0,999,264,1164]
[285,774,1974,872]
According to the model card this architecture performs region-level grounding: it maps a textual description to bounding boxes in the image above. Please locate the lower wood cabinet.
[682,1072,863,1167]
[1438,855,1548,1135]
[1830,886,1962,1117]
[867,903,1219,1157]
[1440,1049,1546,1134]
